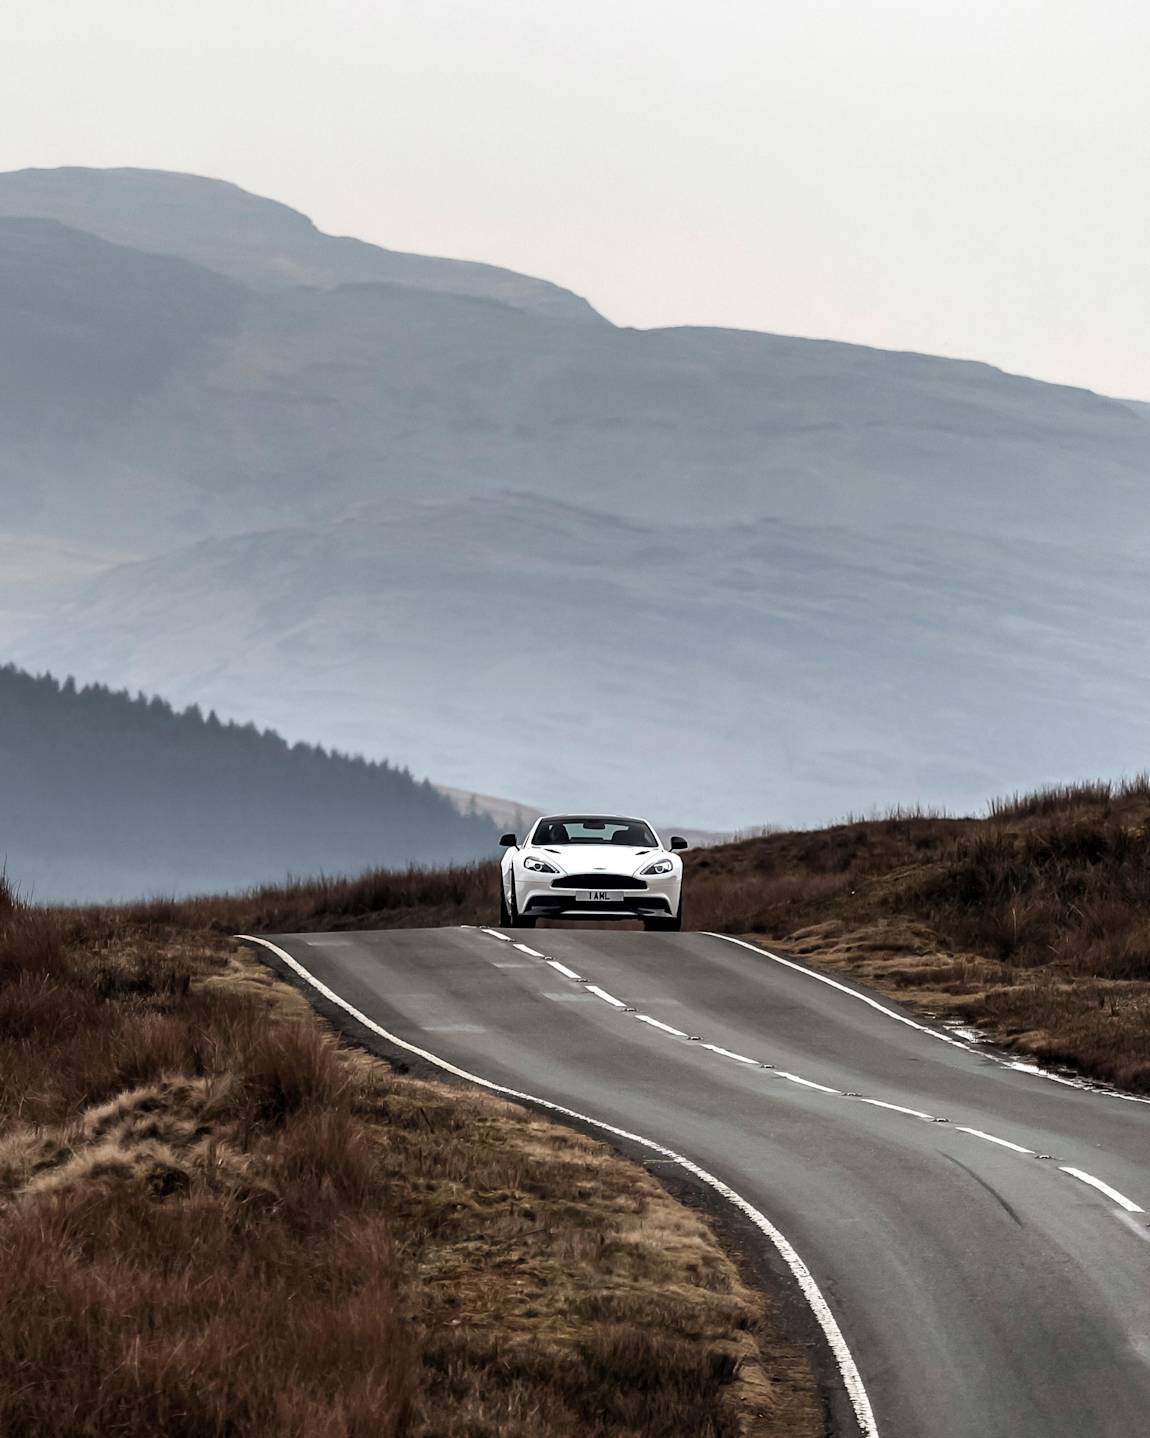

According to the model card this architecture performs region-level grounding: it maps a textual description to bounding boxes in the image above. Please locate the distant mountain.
[16,493,1150,828]
[0,166,598,319]
[3,173,1147,558]
[2,166,1149,829]
[0,666,499,902]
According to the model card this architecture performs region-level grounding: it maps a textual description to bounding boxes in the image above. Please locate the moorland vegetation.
[0,876,814,1438]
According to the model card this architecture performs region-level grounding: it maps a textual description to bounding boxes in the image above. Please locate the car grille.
[552,874,648,890]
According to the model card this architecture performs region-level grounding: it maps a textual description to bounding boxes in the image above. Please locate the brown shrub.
[0,1186,412,1438]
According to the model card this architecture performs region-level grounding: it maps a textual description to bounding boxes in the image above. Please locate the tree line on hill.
[0,665,498,901]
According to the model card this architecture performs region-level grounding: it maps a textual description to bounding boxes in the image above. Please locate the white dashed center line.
[776,1071,842,1094]
[473,928,1146,1220]
[955,1127,1035,1155]
[701,1043,759,1065]
[860,1099,936,1121]
[585,984,628,1009]
[636,1014,690,1037]
[1060,1168,1144,1213]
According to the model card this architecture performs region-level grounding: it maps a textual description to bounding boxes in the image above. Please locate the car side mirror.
[669,836,688,851]
[499,833,519,848]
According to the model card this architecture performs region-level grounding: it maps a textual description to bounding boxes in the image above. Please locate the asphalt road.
[248,925,1150,1438]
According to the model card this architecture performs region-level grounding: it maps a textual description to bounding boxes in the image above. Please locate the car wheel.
[644,899,683,932]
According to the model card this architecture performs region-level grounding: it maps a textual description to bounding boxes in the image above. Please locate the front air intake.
[553,874,648,890]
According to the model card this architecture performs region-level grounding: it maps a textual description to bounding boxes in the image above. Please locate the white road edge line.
[954,1127,1035,1155]
[585,984,628,1009]
[709,934,975,1050]
[1059,1167,1144,1213]
[707,934,1150,1105]
[546,958,583,981]
[238,934,880,1438]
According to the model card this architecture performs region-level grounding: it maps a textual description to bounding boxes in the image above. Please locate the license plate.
[579,889,624,903]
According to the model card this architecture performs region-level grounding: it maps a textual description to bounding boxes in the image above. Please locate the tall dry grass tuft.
[913,815,1150,977]
[986,774,1150,819]
[0,1186,411,1438]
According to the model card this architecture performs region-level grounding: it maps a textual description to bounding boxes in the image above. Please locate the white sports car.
[499,814,687,931]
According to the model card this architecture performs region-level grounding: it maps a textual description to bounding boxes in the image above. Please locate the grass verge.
[689,777,1150,1093]
[0,882,820,1437]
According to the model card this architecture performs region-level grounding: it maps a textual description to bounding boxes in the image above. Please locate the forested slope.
[0,666,497,901]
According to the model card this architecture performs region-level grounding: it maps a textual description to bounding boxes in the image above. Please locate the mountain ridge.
[0,165,600,321]
[2,165,1148,835]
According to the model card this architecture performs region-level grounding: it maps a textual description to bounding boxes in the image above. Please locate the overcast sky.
[6,0,1149,398]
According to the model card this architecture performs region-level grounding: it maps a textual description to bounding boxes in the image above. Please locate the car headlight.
[523,855,559,873]
[641,858,675,876]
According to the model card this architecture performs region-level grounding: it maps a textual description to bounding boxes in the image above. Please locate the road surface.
[246,925,1150,1438]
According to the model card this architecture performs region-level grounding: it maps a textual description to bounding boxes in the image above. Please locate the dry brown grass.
[0,877,819,1437]
[689,782,1150,1092]
[61,862,501,939]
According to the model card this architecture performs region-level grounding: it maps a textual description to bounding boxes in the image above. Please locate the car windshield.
[533,816,658,847]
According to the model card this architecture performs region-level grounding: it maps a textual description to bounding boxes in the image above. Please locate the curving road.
[246,925,1150,1438]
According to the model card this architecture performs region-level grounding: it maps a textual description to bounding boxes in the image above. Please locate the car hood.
[529,846,667,876]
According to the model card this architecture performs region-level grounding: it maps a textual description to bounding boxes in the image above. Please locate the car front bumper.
[517,873,681,919]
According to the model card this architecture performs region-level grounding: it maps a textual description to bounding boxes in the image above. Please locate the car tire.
[499,884,512,926]
[644,899,683,932]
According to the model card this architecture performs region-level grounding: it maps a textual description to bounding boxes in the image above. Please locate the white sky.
[5,0,1149,398]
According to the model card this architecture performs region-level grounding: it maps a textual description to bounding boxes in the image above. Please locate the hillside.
[0,666,498,901]
[2,167,1149,826]
[0,166,598,319]
[15,494,1150,828]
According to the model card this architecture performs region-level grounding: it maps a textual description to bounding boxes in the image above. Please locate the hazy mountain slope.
[0,666,498,902]
[16,494,1149,830]
[0,217,243,419]
[3,167,1149,830]
[3,208,1149,556]
[0,166,598,320]
[160,285,1150,548]
[0,216,247,539]
[0,535,127,652]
